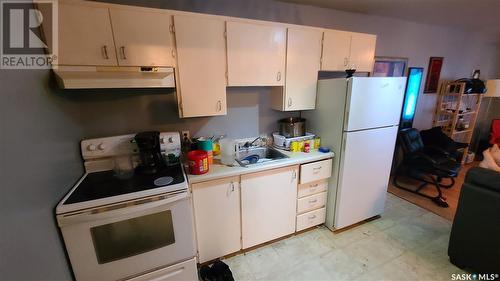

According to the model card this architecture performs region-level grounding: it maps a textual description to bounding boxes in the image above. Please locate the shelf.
[458,111,476,116]
[438,110,477,116]
[452,129,473,135]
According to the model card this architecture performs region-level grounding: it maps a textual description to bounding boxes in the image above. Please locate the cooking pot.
[279,117,306,138]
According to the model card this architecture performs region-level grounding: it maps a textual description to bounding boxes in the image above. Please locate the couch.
[448,167,500,272]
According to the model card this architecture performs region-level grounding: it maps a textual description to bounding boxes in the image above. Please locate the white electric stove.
[56,132,198,281]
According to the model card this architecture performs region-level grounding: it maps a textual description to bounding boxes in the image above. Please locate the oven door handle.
[58,192,188,227]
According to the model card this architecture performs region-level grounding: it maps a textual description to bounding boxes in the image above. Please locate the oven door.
[57,192,196,281]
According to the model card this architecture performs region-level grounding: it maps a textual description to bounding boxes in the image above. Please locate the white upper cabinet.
[321,30,351,71]
[322,30,377,72]
[226,21,286,86]
[173,15,227,118]
[109,9,175,67]
[349,32,377,72]
[58,3,117,66]
[273,27,322,111]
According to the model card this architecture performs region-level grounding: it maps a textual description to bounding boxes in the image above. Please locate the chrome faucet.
[243,136,264,148]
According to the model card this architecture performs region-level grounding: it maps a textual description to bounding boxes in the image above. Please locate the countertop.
[187,149,335,184]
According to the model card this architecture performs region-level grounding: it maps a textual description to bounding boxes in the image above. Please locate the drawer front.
[298,179,328,198]
[296,207,326,231]
[126,257,198,281]
[297,191,327,214]
[300,159,332,184]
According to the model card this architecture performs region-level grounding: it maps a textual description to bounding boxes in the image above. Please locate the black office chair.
[393,128,461,207]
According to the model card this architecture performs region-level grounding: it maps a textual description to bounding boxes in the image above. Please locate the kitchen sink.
[235,146,288,167]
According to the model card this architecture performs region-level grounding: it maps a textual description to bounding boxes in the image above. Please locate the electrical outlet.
[181,130,190,140]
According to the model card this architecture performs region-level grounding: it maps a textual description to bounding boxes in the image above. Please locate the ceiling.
[279,0,500,37]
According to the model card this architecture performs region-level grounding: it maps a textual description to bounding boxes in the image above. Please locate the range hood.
[53,66,175,89]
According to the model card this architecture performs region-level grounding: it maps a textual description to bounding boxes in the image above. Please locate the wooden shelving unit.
[433,81,483,164]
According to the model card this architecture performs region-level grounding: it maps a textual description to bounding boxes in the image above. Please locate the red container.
[187,150,209,175]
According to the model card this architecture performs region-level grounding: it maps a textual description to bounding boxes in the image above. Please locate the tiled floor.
[223,193,466,281]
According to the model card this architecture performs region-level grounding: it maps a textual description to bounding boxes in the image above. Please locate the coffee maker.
[135,131,165,174]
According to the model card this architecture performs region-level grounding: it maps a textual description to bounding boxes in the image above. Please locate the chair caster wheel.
[432,197,449,208]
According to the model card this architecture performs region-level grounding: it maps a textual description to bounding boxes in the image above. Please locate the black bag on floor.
[199,260,234,281]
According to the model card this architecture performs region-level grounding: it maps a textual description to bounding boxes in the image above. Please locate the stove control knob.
[168,137,173,143]
[98,143,106,150]
[87,144,97,151]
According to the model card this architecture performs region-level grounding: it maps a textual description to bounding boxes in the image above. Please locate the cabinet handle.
[292,170,297,181]
[277,71,281,82]
[308,215,317,220]
[102,45,109,60]
[171,49,175,58]
[344,57,348,66]
[308,199,318,204]
[313,166,322,174]
[311,183,319,188]
[230,182,235,192]
[120,46,127,60]
[217,100,222,112]
[288,97,292,108]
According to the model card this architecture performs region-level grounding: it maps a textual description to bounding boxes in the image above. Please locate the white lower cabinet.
[191,160,333,262]
[241,166,299,248]
[191,177,241,263]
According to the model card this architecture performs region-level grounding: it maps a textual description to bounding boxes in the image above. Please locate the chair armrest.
[423,146,450,156]
[409,151,438,165]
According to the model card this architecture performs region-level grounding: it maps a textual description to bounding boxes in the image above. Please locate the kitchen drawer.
[126,257,197,281]
[298,179,328,198]
[300,159,332,184]
[297,191,327,214]
[296,207,326,231]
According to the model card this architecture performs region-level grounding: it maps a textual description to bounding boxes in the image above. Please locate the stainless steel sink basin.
[236,146,288,167]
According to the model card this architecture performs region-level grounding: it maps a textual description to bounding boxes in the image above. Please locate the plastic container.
[197,139,213,164]
[304,141,311,153]
[187,150,209,175]
[219,138,236,165]
[113,155,134,180]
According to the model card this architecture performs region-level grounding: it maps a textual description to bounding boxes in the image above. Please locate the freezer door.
[334,126,398,229]
[345,77,406,132]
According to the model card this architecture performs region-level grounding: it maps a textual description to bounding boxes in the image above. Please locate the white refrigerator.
[304,77,406,230]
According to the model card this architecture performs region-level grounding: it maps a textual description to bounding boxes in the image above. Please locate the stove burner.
[154,176,174,187]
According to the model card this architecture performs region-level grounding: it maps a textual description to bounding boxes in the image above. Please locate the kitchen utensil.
[135,131,165,174]
[242,154,260,164]
[278,117,306,138]
[187,150,209,175]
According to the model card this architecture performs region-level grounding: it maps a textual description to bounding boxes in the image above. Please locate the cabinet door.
[192,177,241,263]
[350,32,377,72]
[58,3,117,66]
[227,21,286,86]
[283,27,322,111]
[321,30,351,71]
[241,166,298,249]
[173,15,227,117]
[110,9,175,67]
